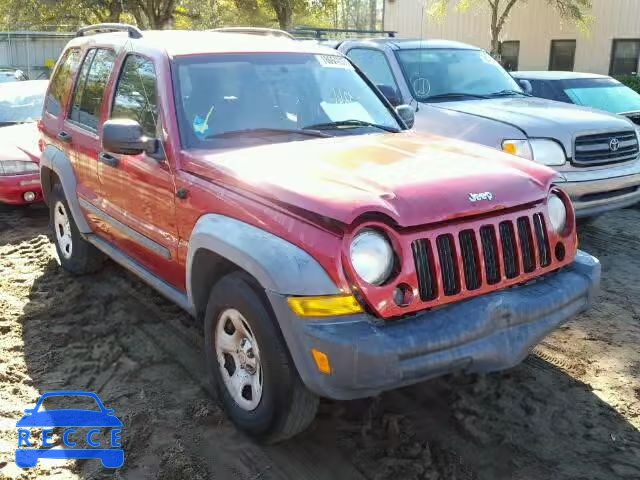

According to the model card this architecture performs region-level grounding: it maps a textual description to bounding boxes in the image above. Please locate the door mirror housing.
[102,119,158,156]
[377,84,403,107]
[395,105,415,129]
[517,78,533,95]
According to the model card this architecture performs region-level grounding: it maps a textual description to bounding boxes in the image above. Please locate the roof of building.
[512,71,611,80]
[68,29,339,57]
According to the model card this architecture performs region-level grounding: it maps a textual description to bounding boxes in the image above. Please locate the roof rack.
[211,27,294,39]
[291,27,396,40]
[76,23,143,39]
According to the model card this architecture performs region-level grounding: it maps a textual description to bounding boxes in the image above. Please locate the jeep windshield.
[396,48,524,102]
[172,53,402,149]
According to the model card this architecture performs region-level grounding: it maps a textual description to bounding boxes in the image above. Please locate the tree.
[268,0,294,29]
[430,0,592,56]
[0,0,337,31]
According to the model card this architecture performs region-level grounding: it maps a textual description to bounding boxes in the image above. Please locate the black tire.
[50,182,104,274]
[577,216,599,227]
[204,271,319,443]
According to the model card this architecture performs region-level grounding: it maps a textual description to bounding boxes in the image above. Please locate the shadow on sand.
[14,255,639,479]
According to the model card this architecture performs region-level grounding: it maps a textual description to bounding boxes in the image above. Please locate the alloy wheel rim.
[54,201,73,260]
[215,308,263,411]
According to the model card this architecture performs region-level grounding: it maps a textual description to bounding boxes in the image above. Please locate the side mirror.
[377,84,403,107]
[517,79,533,95]
[102,119,158,156]
[395,105,415,129]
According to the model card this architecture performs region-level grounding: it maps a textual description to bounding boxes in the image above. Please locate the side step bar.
[85,234,194,316]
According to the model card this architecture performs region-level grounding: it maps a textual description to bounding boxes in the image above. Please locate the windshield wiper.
[303,119,400,133]
[423,92,491,101]
[205,128,330,139]
[487,89,532,97]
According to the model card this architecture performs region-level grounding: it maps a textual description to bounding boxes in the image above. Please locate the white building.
[383,0,640,74]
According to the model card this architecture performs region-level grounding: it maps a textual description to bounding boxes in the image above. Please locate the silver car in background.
[511,71,640,127]
[337,38,640,218]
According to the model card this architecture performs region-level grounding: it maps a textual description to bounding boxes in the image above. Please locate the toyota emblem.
[609,137,620,152]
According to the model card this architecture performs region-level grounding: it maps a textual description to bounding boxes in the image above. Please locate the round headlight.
[349,230,395,285]
[548,194,567,234]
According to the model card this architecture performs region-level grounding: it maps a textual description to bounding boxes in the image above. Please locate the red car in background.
[0,80,47,205]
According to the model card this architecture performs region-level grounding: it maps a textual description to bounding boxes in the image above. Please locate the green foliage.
[0,0,350,30]
[616,75,640,94]
[429,0,592,53]
[0,0,376,32]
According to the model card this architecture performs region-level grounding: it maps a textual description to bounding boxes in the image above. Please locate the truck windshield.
[173,53,401,149]
[396,48,522,102]
[559,77,640,114]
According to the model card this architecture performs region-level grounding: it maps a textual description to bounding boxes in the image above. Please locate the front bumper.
[0,173,42,205]
[269,250,600,400]
[556,160,640,217]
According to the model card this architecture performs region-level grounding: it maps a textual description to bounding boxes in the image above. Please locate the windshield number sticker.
[316,55,353,69]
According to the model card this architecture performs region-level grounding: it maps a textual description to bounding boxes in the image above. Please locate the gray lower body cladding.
[269,250,600,400]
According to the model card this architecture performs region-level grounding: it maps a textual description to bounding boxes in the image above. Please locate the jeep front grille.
[412,213,552,301]
[574,130,639,166]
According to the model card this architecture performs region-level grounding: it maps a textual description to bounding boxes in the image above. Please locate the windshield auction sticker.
[316,55,354,69]
[15,391,123,469]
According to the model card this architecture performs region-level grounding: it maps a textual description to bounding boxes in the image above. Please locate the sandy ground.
[0,204,639,480]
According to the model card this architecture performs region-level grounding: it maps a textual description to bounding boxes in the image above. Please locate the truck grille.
[412,213,551,301]
[574,130,639,166]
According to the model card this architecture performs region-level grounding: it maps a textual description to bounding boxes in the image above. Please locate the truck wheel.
[50,182,104,274]
[204,271,319,443]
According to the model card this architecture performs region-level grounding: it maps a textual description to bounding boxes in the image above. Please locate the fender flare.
[187,214,340,311]
[40,144,92,233]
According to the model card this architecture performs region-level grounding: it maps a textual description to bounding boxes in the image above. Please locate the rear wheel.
[50,182,104,274]
[204,271,319,443]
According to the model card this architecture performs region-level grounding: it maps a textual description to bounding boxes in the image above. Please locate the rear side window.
[69,48,116,130]
[46,48,81,117]
[348,48,398,91]
[111,55,158,138]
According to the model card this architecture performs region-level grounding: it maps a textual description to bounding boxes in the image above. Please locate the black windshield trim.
[304,119,401,133]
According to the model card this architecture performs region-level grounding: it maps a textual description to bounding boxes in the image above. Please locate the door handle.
[57,131,72,143]
[99,152,119,168]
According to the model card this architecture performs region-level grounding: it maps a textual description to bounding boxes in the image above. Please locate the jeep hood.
[186,132,557,228]
[434,97,635,155]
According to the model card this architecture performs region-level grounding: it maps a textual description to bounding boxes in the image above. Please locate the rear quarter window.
[46,48,81,117]
[69,48,117,130]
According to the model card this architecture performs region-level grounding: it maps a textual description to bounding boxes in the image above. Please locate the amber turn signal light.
[311,349,332,375]
[287,294,363,317]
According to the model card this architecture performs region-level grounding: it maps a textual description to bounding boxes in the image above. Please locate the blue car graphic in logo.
[15,391,123,469]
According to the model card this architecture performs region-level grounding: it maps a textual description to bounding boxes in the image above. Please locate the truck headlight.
[350,229,394,285]
[0,160,39,175]
[502,139,533,160]
[548,194,567,234]
[503,139,566,166]
[530,139,567,166]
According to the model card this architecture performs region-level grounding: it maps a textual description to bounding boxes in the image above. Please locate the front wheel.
[204,272,319,443]
[50,182,104,274]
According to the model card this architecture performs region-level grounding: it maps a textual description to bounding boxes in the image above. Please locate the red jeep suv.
[40,24,600,442]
